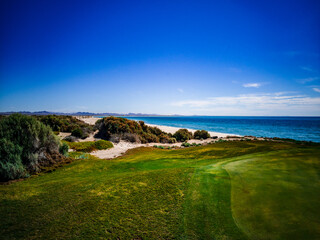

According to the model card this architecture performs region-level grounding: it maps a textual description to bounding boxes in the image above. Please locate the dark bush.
[0,114,65,181]
[173,129,193,142]
[194,130,210,139]
[95,117,171,143]
[109,134,121,143]
[71,128,84,138]
[140,132,159,143]
[63,135,78,142]
[122,133,141,143]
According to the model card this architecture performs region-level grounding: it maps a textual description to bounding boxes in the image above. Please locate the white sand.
[145,123,235,138]
[91,141,145,159]
[75,116,100,125]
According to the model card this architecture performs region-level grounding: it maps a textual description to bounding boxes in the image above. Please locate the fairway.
[1,141,319,239]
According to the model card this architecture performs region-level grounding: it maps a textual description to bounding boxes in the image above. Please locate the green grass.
[65,140,113,152]
[0,141,319,239]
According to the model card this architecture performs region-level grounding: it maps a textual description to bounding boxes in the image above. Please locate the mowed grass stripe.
[224,148,320,240]
[182,165,247,240]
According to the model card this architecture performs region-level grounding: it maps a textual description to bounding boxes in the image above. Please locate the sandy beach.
[76,116,237,138]
[72,116,242,159]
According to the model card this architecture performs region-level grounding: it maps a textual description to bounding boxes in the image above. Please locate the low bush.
[71,128,83,138]
[194,130,210,139]
[181,142,191,147]
[68,152,100,160]
[65,140,113,153]
[59,142,69,156]
[63,135,78,142]
[94,140,114,150]
[173,129,193,142]
[158,134,177,143]
[71,128,86,139]
[0,114,65,181]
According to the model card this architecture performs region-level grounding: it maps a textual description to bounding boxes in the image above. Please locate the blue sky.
[0,0,319,115]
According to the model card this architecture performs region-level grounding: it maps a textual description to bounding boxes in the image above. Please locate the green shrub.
[194,130,210,139]
[66,140,113,153]
[140,132,159,143]
[95,117,171,143]
[173,129,193,142]
[181,142,191,147]
[94,140,114,150]
[159,133,177,143]
[59,142,69,156]
[0,114,64,181]
[0,138,26,180]
[71,128,84,138]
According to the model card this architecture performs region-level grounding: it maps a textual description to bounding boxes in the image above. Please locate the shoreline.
[144,123,238,138]
[77,116,239,138]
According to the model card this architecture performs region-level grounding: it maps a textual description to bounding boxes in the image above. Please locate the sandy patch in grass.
[91,141,145,159]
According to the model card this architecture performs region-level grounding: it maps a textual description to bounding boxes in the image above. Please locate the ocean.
[125,116,320,142]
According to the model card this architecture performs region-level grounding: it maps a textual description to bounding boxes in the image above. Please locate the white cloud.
[297,77,319,84]
[243,83,261,88]
[171,92,320,116]
[313,88,320,93]
[177,88,184,93]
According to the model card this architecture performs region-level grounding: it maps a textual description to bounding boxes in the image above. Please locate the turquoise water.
[124,116,320,142]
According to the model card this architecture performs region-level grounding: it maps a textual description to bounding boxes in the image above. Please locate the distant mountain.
[0,111,180,117]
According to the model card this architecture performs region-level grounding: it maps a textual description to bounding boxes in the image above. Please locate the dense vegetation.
[0,140,319,239]
[0,114,67,181]
[194,129,210,139]
[95,117,176,143]
[65,140,113,152]
[36,115,94,139]
[173,128,193,142]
